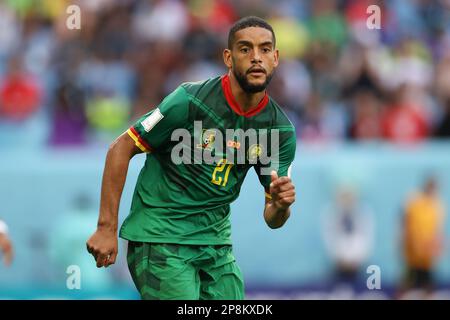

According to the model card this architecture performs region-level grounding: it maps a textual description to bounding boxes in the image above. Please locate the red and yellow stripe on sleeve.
[265,187,272,200]
[127,127,153,153]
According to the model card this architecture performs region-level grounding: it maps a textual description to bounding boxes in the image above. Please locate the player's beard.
[232,67,274,94]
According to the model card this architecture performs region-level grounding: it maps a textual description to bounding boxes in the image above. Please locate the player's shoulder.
[180,76,222,98]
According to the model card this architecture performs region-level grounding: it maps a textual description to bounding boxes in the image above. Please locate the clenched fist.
[269,171,295,210]
[86,228,118,268]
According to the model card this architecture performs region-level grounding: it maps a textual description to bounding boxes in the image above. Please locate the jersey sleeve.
[127,86,189,152]
[254,129,296,193]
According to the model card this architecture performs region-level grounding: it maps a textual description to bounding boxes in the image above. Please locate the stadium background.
[0,0,450,299]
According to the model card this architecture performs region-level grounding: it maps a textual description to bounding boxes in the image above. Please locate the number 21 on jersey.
[211,159,233,187]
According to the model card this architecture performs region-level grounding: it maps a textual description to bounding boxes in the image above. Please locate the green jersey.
[120,74,296,245]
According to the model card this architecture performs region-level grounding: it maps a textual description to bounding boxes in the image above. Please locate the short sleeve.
[255,129,296,189]
[127,86,189,152]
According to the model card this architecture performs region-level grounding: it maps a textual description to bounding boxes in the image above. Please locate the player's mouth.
[247,67,266,76]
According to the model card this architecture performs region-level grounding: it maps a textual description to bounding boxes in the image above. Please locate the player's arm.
[87,86,188,268]
[263,171,295,229]
[86,132,142,268]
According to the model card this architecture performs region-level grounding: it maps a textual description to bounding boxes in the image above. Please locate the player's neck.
[229,72,266,112]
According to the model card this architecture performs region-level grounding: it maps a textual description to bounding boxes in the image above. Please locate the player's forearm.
[264,204,291,229]
[97,138,133,232]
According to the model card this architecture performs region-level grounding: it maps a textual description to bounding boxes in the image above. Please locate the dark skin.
[87,26,295,268]
[86,133,142,268]
[223,27,279,112]
[224,27,294,228]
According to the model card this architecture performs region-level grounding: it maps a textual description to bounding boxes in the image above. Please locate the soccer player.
[87,16,296,300]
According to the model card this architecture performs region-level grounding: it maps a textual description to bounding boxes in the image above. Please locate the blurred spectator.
[308,0,347,51]
[399,176,446,298]
[298,91,347,143]
[0,219,13,267]
[345,0,385,48]
[269,15,309,60]
[338,42,382,97]
[86,91,131,142]
[381,84,430,143]
[434,52,450,102]
[0,4,21,67]
[0,56,42,121]
[321,186,374,288]
[304,41,341,102]
[187,0,237,34]
[49,81,87,146]
[132,0,189,43]
[349,89,382,140]
[388,39,433,90]
[435,98,450,138]
[0,0,450,147]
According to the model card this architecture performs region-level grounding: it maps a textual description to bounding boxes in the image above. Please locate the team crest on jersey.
[196,129,217,151]
[248,144,264,162]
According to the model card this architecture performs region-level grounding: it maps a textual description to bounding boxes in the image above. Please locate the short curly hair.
[228,16,276,49]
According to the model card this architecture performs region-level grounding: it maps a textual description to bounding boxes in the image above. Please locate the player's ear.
[223,49,232,69]
[273,48,279,68]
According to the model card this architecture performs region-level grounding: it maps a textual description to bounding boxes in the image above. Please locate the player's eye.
[240,47,249,54]
[262,47,271,53]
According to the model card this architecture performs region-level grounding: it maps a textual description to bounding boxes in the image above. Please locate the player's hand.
[86,227,118,268]
[269,171,295,210]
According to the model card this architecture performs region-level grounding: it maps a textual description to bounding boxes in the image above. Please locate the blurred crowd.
[1,0,450,147]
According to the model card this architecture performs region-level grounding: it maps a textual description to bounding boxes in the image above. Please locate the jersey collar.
[221,73,269,118]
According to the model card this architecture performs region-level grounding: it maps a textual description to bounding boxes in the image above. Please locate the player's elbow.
[108,132,140,160]
[106,138,123,160]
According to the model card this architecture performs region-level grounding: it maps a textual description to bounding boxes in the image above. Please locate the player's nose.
[250,49,263,63]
